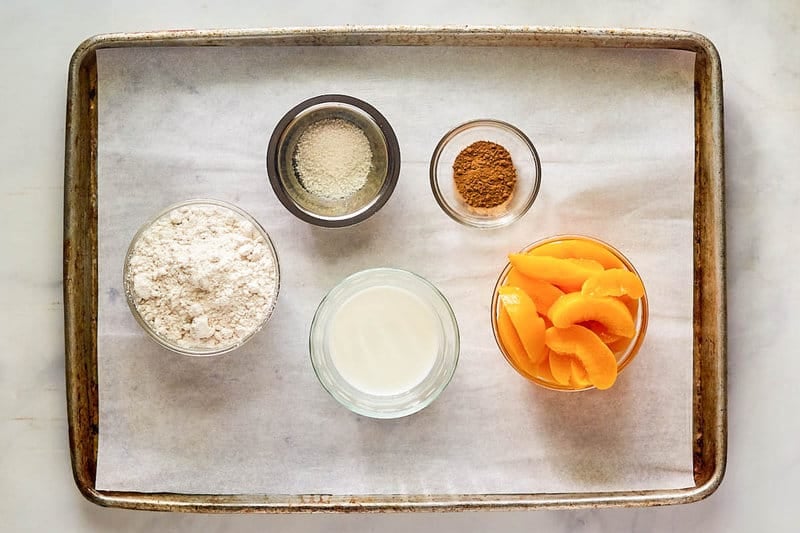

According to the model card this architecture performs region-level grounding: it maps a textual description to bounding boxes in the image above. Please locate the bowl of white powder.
[123,199,280,356]
[267,94,401,227]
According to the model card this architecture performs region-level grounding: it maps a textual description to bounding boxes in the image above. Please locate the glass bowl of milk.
[309,268,460,419]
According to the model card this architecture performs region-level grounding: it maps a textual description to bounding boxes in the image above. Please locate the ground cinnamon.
[452,141,517,209]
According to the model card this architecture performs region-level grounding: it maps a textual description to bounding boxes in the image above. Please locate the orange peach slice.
[508,254,604,292]
[548,292,635,338]
[497,286,547,364]
[549,351,574,385]
[582,268,645,299]
[505,267,565,315]
[583,320,622,344]
[607,335,634,354]
[544,325,618,390]
[527,239,625,269]
[569,360,592,388]
[497,307,539,378]
[620,295,639,320]
[536,351,556,383]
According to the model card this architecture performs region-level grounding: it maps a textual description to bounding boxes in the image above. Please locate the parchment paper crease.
[96,45,695,494]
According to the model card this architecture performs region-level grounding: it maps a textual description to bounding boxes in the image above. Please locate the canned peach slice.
[582,268,645,299]
[497,286,547,364]
[548,351,574,385]
[497,306,539,378]
[526,238,625,269]
[505,267,564,315]
[544,325,618,390]
[569,360,592,388]
[583,320,622,344]
[536,351,556,383]
[508,254,604,292]
[607,335,634,354]
[620,295,639,319]
[548,292,636,338]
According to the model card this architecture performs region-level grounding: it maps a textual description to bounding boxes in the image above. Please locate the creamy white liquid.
[329,285,440,396]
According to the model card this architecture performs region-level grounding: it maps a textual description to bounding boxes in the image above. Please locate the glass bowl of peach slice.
[491,235,649,391]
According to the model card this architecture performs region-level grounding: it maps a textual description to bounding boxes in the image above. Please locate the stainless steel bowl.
[266,94,401,227]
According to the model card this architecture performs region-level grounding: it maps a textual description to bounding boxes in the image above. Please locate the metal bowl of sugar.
[266,94,401,228]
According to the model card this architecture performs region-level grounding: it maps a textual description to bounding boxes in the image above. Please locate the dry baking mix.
[126,203,278,351]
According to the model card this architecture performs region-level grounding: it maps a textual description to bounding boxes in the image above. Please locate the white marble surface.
[1,0,797,531]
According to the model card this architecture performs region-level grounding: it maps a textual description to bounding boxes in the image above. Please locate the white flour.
[293,117,372,199]
[125,203,278,351]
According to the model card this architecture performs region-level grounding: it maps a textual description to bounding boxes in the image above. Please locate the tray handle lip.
[68,25,722,50]
[687,27,727,503]
[72,483,727,512]
[64,29,101,507]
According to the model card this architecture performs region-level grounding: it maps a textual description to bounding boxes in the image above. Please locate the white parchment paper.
[95,45,695,494]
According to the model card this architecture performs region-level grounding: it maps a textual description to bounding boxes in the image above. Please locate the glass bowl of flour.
[123,199,280,356]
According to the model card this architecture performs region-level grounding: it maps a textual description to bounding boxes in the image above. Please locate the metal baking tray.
[64,26,726,512]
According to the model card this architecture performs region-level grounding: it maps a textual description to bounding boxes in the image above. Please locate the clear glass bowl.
[491,235,649,391]
[430,119,541,229]
[309,268,460,418]
[266,94,401,228]
[123,199,281,357]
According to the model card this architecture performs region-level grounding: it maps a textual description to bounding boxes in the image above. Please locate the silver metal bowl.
[266,94,401,227]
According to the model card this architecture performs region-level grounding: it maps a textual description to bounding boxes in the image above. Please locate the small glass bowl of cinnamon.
[429,119,541,229]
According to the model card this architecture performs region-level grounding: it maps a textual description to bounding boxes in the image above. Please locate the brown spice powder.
[452,141,517,209]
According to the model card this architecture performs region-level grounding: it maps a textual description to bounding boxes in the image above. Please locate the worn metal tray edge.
[64,25,726,513]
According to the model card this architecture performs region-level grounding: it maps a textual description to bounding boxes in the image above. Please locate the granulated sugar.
[125,203,278,351]
[293,117,372,199]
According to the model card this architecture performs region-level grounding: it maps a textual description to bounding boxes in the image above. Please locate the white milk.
[328,285,440,396]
